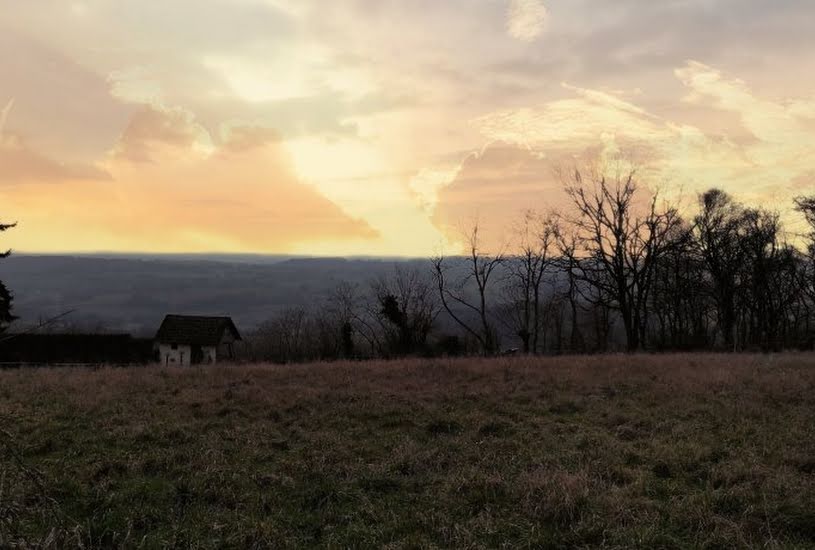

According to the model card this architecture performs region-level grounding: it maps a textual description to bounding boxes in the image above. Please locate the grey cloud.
[484,1,812,79]
[190,89,415,143]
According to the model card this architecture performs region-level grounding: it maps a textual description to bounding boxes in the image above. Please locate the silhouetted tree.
[502,211,557,353]
[794,196,815,240]
[794,196,815,345]
[554,224,588,353]
[648,220,710,350]
[739,208,799,351]
[795,195,815,285]
[330,282,382,357]
[0,220,17,332]
[692,189,748,350]
[432,221,505,355]
[565,165,682,352]
[372,265,438,356]
[222,186,815,361]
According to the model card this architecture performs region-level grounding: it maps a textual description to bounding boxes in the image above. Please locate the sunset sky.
[1,0,814,255]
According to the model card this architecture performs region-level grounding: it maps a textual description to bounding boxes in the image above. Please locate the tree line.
[241,166,815,362]
[2,164,814,361]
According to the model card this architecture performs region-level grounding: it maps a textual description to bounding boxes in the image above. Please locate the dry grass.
[1,354,815,548]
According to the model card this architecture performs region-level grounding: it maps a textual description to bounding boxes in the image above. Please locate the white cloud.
[108,67,164,104]
[507,0,549,42]
[409,163,464,213]
[455,61,815,231]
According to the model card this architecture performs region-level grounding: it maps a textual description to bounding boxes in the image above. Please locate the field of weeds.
[1,354,815,548]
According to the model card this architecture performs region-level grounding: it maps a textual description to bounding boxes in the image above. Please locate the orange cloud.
[2,106,378,252]
[432,143,572,249]
[0,134,111,184]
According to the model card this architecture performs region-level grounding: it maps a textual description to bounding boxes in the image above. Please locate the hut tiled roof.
[155,315,242,346]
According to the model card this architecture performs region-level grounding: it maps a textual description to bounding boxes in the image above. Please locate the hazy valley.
[3,255,429,336]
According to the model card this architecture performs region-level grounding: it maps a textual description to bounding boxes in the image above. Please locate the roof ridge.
[155,314,242,345]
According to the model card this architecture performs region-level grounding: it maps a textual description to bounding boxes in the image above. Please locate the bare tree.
[371,265,439,356]
[795,195,815,282]
[502,211,558,354]
[794,196,815,239]
[554,224,588,353]
[693,189,748,350]
[794,196,815,345]
[251,307,312,363]
[564,165,683,352]
[329,282,382,358]
[432,221,505,355]
[647,220,710,350]
[740,208,799,351]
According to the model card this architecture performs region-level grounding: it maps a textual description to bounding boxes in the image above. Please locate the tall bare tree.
[794,196,815,238]
[648,220,710,350]
[794,196,815,344]
[795,195,815,276]
[740,208,799,351]
[554,223,587,353]
[432,221,505,355]
[693,189,748,350]
[564,165,683,352]
[502,211,557,353]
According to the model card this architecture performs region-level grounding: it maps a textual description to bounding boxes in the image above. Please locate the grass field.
[1,354,815,548]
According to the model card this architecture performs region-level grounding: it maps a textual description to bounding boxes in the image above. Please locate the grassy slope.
[1,355,815,548]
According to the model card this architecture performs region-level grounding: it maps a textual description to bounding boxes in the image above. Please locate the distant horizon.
[11,251,432,262]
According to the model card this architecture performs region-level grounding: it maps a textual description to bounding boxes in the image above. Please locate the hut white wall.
[159,344,192,366]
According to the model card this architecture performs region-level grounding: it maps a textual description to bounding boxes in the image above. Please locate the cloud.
[0,134,111,184]
[432,143,571,249]
[131,138,380,251]
[0,93,381,251]
[111,105,214,163]
[429,61,815,248]
[219,125,282,154]
[0,105,378,252]
[108,67,164,104]
[669,61,815,206]
[0,27,132,162]
[409,164,464,213]
[675,61,815,146]
[0,100,110,184]
[4,1,815,255]
[507,0,549,42]
[471,82,670,171]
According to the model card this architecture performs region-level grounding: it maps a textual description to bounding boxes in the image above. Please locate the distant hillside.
[1,255,429,336]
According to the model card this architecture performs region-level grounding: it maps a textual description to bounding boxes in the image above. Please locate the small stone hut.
[155,315,241,366]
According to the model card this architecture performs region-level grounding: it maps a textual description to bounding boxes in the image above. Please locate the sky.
[1,0,814,256]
